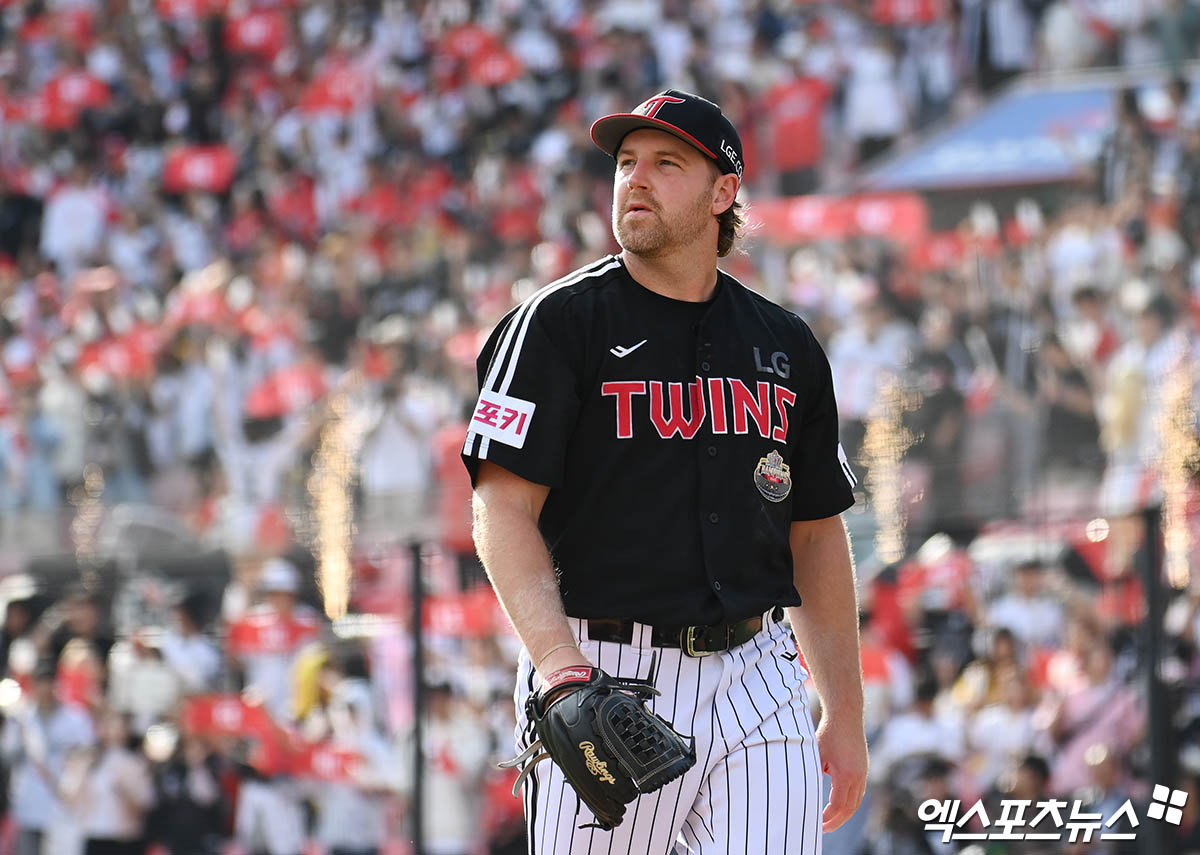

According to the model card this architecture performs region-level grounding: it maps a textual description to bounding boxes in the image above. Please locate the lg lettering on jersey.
[603,378,797,441]
[471,391,536,449]
[753,347,790,378]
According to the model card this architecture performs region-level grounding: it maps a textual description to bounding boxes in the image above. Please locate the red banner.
[184,696,365,781]
[871,0,948,25]
[76,335,156,382]
[40,72,109,129]
[468,50,523,87]
[422,587,506,638]
[225,11,288,58]
[749,193,929,246]
[906,230,966,271]
[163,290,232,331]
[163,146,238,194]
[299,67,370,115]
[183,695,276,739]
[156,0,228,19]
[227,611,320,657]
[440,24,501,61]
[292,745,364,781]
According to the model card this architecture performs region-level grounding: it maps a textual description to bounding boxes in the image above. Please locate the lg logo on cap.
[720,139,743,178]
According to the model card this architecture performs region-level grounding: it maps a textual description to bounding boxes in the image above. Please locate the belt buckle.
[683,625,715,658]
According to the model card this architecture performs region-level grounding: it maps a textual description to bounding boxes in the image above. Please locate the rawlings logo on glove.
[500,660,697,830]
[579,741,618,783]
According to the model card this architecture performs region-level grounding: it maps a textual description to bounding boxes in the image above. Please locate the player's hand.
[815,713,868,832]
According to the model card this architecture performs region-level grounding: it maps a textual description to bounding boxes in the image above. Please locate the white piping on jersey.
[464,256,622,459]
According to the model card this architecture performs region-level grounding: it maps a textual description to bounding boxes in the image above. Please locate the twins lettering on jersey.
[603,377,796,441]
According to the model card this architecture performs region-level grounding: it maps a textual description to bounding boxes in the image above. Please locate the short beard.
[613,183,713,258]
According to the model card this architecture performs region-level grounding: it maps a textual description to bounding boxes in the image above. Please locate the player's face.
[612,129,721,258]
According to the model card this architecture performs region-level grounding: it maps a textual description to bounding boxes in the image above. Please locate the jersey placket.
[694,320,728,613]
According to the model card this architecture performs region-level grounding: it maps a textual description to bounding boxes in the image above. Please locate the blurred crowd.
[0,0,1195,854]
[0,552,528,855]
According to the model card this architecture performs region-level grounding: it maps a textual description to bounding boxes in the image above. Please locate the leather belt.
[586,615,764,657]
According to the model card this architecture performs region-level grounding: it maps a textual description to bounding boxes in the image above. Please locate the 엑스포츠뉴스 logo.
[754,449,792,502]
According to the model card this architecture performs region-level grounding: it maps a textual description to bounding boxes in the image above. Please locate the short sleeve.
[461,300,581,489]
[789,329,856,521]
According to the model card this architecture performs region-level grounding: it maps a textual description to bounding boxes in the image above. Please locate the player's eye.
[618,158,635,168]
[659,159,677,168]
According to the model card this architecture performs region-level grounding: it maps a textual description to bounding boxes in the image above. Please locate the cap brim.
[590,114,719,162]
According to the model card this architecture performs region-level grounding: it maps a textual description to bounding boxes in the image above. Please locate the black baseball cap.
[590,89,744,181]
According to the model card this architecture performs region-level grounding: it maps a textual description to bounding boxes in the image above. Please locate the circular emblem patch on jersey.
[754,450,792,502]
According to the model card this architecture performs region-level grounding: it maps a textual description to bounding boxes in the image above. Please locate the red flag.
[163,146,238,194]
[40,72,109,129]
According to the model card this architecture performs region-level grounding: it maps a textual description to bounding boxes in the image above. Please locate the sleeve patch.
[470,392,536,449]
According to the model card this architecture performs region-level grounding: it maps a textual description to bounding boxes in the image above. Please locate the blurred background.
[0,0,1197,854]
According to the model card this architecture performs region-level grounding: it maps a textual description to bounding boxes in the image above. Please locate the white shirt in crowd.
[235,780,306,855]
[74,747,155,840]
[967,701,1037,792]
[39,183,109,276]
[842,41,906,142]
[828,318,918,421]
[420,709,491,855]
[159,629,222,694]
[869,708,965,785]
[1,701,96,830]
[358,388,441,497]
[987,593,1066,648]
[107,642,182,733]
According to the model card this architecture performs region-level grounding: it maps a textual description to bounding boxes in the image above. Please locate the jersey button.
[701,361,711,372]
[707,446,717,457]
[712,580,722,591]
[708,512,719,524]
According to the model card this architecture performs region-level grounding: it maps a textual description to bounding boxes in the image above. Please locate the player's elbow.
[472,461,549,533]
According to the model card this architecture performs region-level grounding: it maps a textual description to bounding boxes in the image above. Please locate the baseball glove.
[500,663,696,830]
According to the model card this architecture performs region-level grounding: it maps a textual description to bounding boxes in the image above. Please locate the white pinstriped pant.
[513,610,824,855]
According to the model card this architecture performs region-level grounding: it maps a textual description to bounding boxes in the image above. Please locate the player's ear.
[711,173,738,216]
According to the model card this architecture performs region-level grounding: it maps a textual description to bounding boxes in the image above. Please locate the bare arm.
[786,514,867,832]
[472,461,588,678]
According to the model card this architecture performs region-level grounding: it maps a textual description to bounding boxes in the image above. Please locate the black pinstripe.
[601,640,624,855]
[647,647,685,854]
[734,640,770,849]
[710,669,734,855]
[778,618,821,854]
[752,628,791,848]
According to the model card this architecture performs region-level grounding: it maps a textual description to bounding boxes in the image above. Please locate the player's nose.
[624,157,653,190]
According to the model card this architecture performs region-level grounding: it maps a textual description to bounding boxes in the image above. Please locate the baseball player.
[463,89,867,854]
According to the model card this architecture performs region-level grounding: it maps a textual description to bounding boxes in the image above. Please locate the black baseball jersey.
[462,255,856,626]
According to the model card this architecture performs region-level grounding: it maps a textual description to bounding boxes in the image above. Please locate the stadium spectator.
[69,709,156,855]
[145,735,225,855]
[964,665,1039,797]
[158,592,221,695]
[870,673,965,792]
[107,633,181,733]
[1035,640,1145,796]
[305,659,401,855]
[227,558,321,723]
[986,560,1066,649]
[418,682,491,855]
[1,659,96,855]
